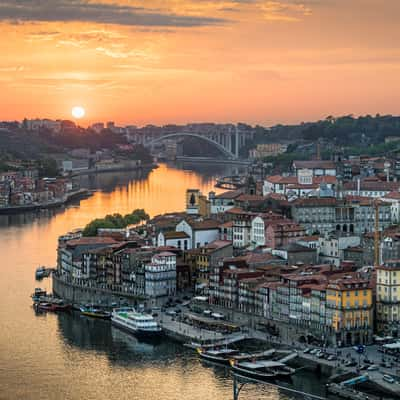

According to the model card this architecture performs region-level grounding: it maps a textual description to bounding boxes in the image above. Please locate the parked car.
[166,310,177,316]
[383,375,395,384]
[303,348,311,354]
[367,365,379,371]
[345,360,357,367]
[363,358,372,364]
[327,355,337,361]
[310,349,319,355]
[317,352,325,359]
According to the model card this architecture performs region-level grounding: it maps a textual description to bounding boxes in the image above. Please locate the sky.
[0,0,399,126]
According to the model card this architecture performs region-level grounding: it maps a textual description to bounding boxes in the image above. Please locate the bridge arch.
[147,132,236,159]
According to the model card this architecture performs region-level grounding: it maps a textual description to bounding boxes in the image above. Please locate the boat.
[111,307,163,340]
[35,266,46,280]
[34,298,71,312]
[229,359,295,381]
[197,347,240,365]
[80,306,111,320]
[31,288,47,302]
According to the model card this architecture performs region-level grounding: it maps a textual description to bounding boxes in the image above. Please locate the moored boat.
[31,288,47,302]
[111,307,163,340]
[229,359,295,381]
[197,347,240,365]
[34,298,71,312]
[35,267,46,280]
[80,306,111,320]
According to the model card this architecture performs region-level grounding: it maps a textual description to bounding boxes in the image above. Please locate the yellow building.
[376,260,400,336]
[326,275,373,346]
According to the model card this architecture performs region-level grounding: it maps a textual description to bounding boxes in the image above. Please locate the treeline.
[267,115,400,145]
[82,209,149,236]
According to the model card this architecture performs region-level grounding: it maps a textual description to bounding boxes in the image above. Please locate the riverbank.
[70,162,157,177]
[0,188,90,215]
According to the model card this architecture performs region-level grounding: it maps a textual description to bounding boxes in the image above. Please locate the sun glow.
[71,106,85,119]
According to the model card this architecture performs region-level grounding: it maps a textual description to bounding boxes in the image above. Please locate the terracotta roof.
[293,160,336,169]
[191,219,220,230]
[215,189,244,200]
[343,180,400,192]
[66,237,118,247]
[292,197,337,207]
[205,240,232,250]
[297,235,320,242]
[384,191,400,200]
[236,194,265,202]
[163,231,190,239]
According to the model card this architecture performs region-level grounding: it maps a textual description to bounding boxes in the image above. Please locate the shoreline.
[69,162,157,177]
[0,188,91,215]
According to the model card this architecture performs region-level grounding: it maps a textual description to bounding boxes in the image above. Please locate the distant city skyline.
[1,0,399,126]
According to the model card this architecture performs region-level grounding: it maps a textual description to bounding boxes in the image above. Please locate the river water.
[0,163,325,400]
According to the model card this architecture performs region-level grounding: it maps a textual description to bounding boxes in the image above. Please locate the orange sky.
[0,0,399,126]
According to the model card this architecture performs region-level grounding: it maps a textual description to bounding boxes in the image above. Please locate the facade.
[376,260,400,336]
[318,233,361,266]
[292,161,337,177]
[157,231,190,250]
[176,218,220,249]
[209,190,242,214]
[263,173,337,198]
[326,276,373,346]
[291,197,392,235]
[144,252,177,301]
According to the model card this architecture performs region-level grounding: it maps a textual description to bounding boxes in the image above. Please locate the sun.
[71,106,85,119]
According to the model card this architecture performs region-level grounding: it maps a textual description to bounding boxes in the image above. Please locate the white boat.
[111,307,163,341]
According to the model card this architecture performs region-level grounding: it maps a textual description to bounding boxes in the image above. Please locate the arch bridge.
[148,132,237,159]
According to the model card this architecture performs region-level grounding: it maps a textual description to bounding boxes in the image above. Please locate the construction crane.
[374,199,380,267]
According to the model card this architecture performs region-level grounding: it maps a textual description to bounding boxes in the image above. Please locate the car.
[360,365,369,371]
[317,352,325,359]
[383,375,395,384]
[175,308,182,313]
[310,349,319,355]
[345,360,357,367]
[363,358,372,364]
[327,355,337,361]
[367,365,379,371]
[166,310,177,316]
[303,348,311,354]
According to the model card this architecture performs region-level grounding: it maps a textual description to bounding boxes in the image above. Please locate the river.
[0,163,325,400]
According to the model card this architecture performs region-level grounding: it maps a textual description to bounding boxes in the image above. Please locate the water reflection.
[0,162,323,400]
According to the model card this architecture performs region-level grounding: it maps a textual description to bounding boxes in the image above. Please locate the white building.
[145,252,176,299]
[383,191,400,224]
[263,172,337,197]
[318,233,360,266]
[209,190,242,214]
[157,231,190,250]
[176,219,220,249]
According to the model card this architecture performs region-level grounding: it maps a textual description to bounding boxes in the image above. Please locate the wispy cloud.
[0,0,227,27]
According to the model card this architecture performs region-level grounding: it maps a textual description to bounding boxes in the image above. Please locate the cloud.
[0,0,227,27]
[260,1,312,22]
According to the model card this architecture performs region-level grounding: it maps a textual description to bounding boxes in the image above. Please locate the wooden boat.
[80,306,111,320]
[197,347,240,365]
[229,359,295,381]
